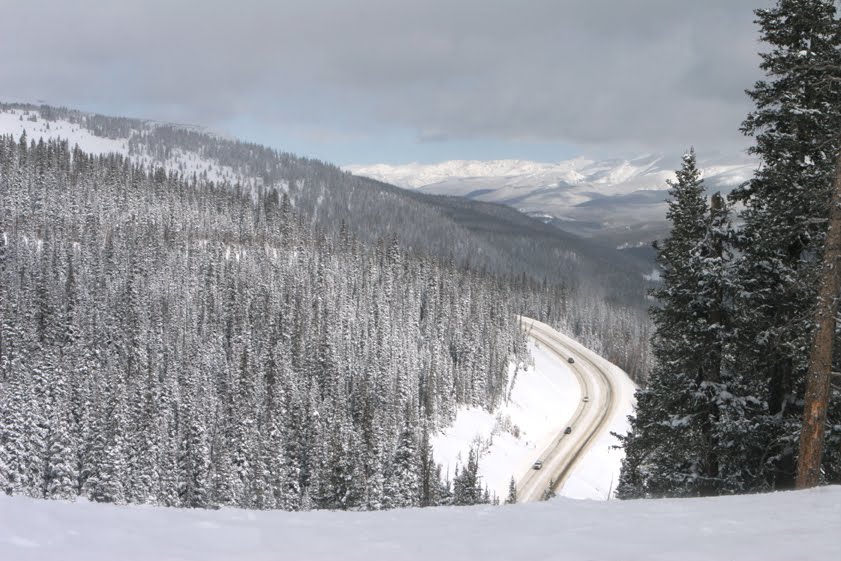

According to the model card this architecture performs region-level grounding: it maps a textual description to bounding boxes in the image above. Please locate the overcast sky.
[1,0,772,165]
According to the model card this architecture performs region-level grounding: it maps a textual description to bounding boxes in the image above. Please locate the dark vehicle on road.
[567,357,575,364]
[564,426,572,435]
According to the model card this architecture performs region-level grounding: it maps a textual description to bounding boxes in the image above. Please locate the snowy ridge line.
[0,108,248,186]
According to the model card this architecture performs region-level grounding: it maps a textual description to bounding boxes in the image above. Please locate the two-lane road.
[516,317,623,502]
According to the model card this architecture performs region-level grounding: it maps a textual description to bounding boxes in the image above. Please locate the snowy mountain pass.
[1,487,837,561]
[431,336,581,502]
[432,317,635,502]
[517,317,637,501]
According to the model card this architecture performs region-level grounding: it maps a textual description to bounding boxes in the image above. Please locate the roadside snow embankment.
[433,329,636,501]
[432,340,579,501]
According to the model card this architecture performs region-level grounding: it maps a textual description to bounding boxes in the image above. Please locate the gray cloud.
[0,0,772,158]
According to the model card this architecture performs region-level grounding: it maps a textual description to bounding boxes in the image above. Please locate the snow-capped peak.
[344,154,755,244]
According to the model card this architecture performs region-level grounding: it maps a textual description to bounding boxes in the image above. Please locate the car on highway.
[582,396,589,403]
[532,460,543,470]
[564,426,572,435]
[567,357,575,364]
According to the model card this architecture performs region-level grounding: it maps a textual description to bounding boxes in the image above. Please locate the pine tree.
[618,151,733,498]
[0,370,32,495]
[728,0,841,491]
[177,401,211,508]
[90,372,129,504]
[798,149,841,488]
[384,423,420,509]
[452,447,483,505]
[541,478,556,501]
[417,423,438,507]
[505,476,517,505]
[43,365,77,500]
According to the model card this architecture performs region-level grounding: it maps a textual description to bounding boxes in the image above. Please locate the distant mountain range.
[346,155,755,247]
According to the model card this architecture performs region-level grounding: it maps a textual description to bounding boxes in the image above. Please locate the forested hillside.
[0,102,654,383]
[0,135,548,509]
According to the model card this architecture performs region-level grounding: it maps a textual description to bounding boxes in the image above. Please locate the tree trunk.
[796,148,841,489]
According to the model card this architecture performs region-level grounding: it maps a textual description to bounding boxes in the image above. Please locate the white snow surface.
[433,330,636,502]
[0,109,127,156]
[0,108,247,186]
[0,487,838,561]
[643,268,662,282]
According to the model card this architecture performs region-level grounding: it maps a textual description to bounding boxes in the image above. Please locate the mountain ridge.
[346,155,755,245]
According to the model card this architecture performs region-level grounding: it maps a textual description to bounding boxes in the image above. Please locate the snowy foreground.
[1,487,838,561]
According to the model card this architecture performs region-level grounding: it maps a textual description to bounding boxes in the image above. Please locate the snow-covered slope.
[1,488,837,561]
[346,155,755,245]
[0,109,127,156]
[433,325,636,502]
[432,340,580,501]
[0,108,248,186]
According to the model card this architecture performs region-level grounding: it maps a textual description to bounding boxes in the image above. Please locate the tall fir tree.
[506,476,517,505]
[618,151,733,498]
[727,0,841,490]
[384,422,420,509]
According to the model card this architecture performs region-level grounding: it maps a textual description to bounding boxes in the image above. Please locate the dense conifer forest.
[0,134,551,508]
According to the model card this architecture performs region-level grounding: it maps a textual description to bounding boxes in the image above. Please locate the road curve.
[516,317,623,502]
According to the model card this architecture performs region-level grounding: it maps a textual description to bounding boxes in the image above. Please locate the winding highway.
[516,317,624,502]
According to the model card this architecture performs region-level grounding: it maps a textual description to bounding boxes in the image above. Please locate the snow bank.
[432,340,580,501]
[1,487,837,561]
[434,328,637,502]
[561,369,636,500]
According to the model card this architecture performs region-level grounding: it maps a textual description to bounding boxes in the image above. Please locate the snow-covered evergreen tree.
[506,476,517,504]
[726,0,841,491]
[618,151,734,498]
[384,422,420,509]
[452,447,487,506]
